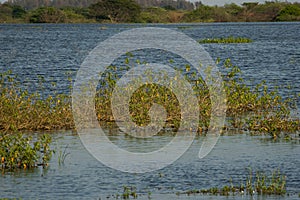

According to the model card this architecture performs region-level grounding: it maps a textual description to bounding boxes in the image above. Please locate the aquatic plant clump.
[95,58,299,138]
[0,133,53,171]
[221,59,299,137]
[198,36,253,43]
[0,58,299,138]
[181,168,287,196]
[0,70,74,132]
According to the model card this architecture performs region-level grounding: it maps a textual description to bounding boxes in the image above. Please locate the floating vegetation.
[0,70,74,132]
[0,133,53,171]
[0,58,299,138]
[118,186,138,199]
[177,26,192,30]
[198,36,253,43]
[180,168,287,196]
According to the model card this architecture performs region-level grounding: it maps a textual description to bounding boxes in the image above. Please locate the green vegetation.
[276,4,300,21]
[88,0,141,23]
[94,58,299,137]
[198,36,252,44]
[1,1,300,23]
[0,58,299,138]
[221,59,299,137]
[181,168,287,196]
[121,186,138,199]
[105,169,288,198]
[29,7,66,23]
[0,70,73,132]
[57,145,70,165]
[0,133,53,171]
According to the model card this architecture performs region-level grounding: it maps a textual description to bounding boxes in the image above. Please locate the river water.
[0,22,299,199]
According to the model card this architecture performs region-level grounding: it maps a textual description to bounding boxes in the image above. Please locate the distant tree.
[276,4,300,21]
[163,5,176,10]
[182,5,214,22]
[29,7,66,23]
[12,5,27,18]
[0,3,13,21]
[89,0,141,22]
[224,3,243,16]
[139,7,168,23]
[135,0,195,10]
[252,2,283,21]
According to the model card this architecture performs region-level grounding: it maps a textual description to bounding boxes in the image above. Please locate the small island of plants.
[198,36,252,44]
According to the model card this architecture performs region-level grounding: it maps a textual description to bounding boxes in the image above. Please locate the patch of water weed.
[95,57,299,138]
[108,186,138,199]
[180,168,287,196]
[0,133,53,172]
[0,58,299,139]
[198,36,252,43]
[0,70,74,132]
[177,26,192,30]
[104,185,156,199]
[0,199,22,200]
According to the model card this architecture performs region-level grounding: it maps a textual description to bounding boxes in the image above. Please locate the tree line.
[3,0,196,10]
[0,0,299,23]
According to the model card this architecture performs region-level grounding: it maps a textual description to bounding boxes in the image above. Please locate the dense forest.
[0,0,300,23]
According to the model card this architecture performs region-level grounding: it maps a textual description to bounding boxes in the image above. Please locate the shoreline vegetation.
[0,0,300,23]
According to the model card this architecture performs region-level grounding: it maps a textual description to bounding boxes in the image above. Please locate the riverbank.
[1,1,300,23]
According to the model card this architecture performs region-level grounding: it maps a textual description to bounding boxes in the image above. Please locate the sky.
[190,0,299,6]
[0,0,299,6]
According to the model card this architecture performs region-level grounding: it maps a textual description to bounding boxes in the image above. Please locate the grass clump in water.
[181,168,286,196]
[198,36,252,43]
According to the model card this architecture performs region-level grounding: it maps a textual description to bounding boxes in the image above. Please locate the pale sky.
[190,0,299,6]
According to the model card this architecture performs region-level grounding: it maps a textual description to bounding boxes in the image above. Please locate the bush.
[276,4,300,21]
[29,7,66,23]
[0,3,13,22]
[89,0,141,23]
